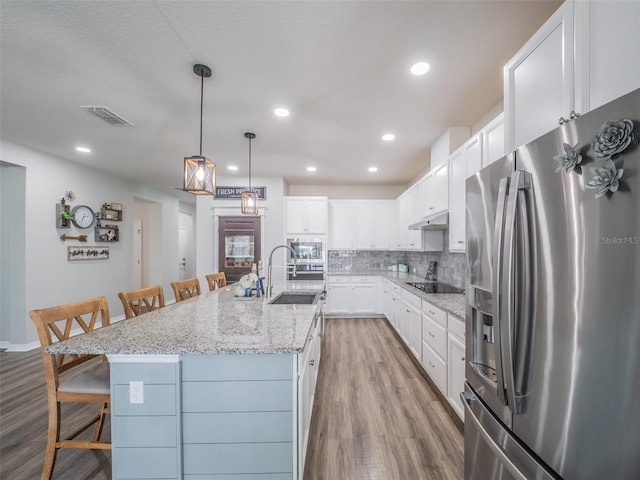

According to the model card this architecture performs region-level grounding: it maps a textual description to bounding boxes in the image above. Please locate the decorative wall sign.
[215,186,267,200]
[67,246,110,261]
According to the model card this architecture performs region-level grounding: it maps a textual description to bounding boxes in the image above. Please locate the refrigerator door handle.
[501,170,533,415]
[461,390,528,480]
[491,177,510,405]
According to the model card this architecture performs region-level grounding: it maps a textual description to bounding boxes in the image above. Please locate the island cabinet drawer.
[113,384,176,416]
[183,443,292,476]
[113,447,177,479]
[112,416,177,447]
[181,354,293,381]
[422,315,447,360]
[182,380,293,412]
[183,411,292,443]
[111,362,177,384]
[422,300,447,327]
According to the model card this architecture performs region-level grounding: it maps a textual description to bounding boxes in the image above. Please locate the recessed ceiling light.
[306,166,317,172]
[382,133,395,142]
[368,167,378,173]
[227,165,238,171]
[274,107,290,117]
[410,62,430,76]
[75,146,91,153]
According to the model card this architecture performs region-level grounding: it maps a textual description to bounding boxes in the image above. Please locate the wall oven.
[286,237,325,281]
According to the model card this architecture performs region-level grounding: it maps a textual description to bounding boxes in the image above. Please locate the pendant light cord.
[248,136,252,190]
[199,74,204,156]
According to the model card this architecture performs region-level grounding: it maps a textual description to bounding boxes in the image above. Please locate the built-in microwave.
[286,237,325,280]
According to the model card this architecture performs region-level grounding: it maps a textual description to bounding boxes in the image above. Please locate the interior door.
[178,226,188,280]
[218,216,261,283]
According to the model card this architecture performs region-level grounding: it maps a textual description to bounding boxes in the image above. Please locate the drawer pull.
[462,357,465,362]
[428,332,435,338]
[429,310,435,315]
[309,359,315,366]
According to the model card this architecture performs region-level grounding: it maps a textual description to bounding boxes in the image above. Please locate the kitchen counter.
[47,283,323,356]
[327,270,466,320]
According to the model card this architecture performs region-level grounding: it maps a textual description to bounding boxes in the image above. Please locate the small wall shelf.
[101,203,122,222]
[95,224,119,242]
[56,203,72,228]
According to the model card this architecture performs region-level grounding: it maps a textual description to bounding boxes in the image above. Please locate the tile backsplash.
[328,231,467,288]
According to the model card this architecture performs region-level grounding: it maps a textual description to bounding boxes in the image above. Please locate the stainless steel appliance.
[406,281,464,294]
[464,88,640,480]
[286,237,325,280]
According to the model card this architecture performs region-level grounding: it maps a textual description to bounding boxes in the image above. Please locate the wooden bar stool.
[29,296,111,480]
[205,272,227,291]
[118,285,165,319]
[170,277,201,302]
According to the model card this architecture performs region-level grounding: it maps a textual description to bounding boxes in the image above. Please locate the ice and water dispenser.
[467,286,499,388]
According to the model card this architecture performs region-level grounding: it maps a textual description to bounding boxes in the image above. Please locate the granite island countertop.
[47,284,323,356]
[327,269,466,320]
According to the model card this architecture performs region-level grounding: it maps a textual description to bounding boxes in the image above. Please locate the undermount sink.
[268,292,318,305]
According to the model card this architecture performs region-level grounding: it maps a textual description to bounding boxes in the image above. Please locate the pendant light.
[183,63,216,195]
[241,132,259,215]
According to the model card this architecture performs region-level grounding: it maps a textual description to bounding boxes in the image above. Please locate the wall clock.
[71,205,95,229]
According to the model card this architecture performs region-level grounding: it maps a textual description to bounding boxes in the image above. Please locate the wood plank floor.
[0,348,111,479]
[304,318,463,480]
[0,317,463,479]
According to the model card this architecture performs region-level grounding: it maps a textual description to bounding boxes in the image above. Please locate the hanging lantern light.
[183,64,216,195]
[241,132,259,215]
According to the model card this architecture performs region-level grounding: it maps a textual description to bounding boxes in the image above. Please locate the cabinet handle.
[429,362,435,368]
[429,206,434,210]
[429,310,435,315]
[309,359,315,366]
[569,110,581,120]
[558,116,567,125]
[461,357,466,362]
[429,332,435,338]
[458,240,465,244]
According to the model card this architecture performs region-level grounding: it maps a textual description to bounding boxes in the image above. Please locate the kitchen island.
[48,283,325,480]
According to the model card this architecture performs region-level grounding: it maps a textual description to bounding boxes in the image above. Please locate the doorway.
[178,212,195,281]
[218,216,261,283]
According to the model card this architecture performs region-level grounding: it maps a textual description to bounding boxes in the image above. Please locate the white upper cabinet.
[449,133,483,252]
[504,0,574,151]
[329,200,356,249]
[482,113,505,167]
[285,196,328,235]
[422,163,448,219]
[355,200,390,250]
[574,0,640,112]
[505,0,640,152]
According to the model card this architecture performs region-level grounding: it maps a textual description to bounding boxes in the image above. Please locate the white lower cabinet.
[402,290,422,361]
[298,316,321,477]
[421,300,448,395]
[326,275,381,315]
[447,319,465,420]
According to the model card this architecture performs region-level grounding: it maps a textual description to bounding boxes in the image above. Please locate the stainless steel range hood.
[409,212,448,230]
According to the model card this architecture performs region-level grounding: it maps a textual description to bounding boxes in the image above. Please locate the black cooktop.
[406,282,465,294]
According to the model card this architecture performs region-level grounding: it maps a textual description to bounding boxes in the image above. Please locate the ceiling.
[0,0,561,192]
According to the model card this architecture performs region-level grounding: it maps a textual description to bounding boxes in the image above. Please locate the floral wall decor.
[554,118,636,199]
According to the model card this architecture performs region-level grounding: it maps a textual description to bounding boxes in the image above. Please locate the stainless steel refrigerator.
[464,87,640,480]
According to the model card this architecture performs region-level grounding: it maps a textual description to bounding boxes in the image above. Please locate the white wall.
[0,162,26,347]
[287,184,404,199]
[0,140,183,348]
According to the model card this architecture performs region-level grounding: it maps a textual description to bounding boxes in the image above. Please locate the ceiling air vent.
[80,106,134,126]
